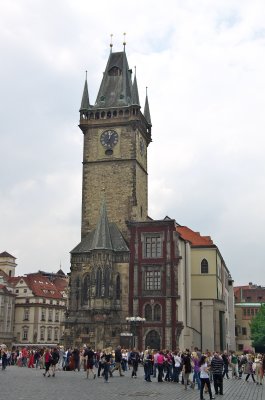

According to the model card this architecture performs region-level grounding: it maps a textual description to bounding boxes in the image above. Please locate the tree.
[250,304,265,348]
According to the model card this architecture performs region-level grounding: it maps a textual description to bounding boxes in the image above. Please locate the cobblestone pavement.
[0,366,264,400]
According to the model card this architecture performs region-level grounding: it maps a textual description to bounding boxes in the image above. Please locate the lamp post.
[125,316,146,349]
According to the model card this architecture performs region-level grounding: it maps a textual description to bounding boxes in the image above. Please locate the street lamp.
[125,316,146,349]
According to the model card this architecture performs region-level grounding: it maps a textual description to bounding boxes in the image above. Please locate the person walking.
[221,351,230,379]
[245,354,256,383]
[143,349,152,382]
[254,354,263,385]
[43,348,52,377]
[182,349,192,390]
[84,346,96,379]
[211,352,224,395]
[230,352,239,378]
[130,348,140,378]
[50,347,60,377]
[111,346,124,376]
[157,350,165,382]
[102,349,112,383]
[191,351,201,390]
[199,355,215,400]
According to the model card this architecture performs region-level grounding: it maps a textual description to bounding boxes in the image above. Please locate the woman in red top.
[43,348,52,377]
[27,351,34,368]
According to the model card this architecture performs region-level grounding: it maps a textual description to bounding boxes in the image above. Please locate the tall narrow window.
[40,327,45,341]
[23,308,29,321]
[83,274,90,304]
[55,310,59,322]
[201,259,209,274]
[41,309,46,321]
[105,269,110,297]
[116,274,121,300]
[47,327,52,341]
[22,328,28,341]
[154,304,161,321]
[145,304,152,321]
[96,268,102,297]
[48,309,53,322]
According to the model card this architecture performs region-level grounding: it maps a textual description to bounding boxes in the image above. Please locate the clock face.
[100,130,119,148]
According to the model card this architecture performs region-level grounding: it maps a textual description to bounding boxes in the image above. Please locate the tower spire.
[79,70,90,112]
[144,86,152,125]
[132,66,140,106]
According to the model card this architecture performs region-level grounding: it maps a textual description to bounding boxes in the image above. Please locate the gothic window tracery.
[116,274,121,300]
[145,304,152,321]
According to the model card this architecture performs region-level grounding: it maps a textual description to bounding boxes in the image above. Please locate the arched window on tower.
[104,268,110,297]
[201,259,209,274]
[116,274,121,300]
[96,268,102,297]
[154,304,161,321]
[145,304,152,321]
[82,274,90,304]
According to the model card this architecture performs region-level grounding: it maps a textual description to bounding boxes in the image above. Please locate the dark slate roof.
[71,201,129,254]
[91,201,112,250]
[131,74,140,106]
[71,222,129,254]
[144,94,152,125]
[80,79,90,112]
[95,51,133,108]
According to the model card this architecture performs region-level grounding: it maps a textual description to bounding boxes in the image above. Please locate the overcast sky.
[1,0,265,285]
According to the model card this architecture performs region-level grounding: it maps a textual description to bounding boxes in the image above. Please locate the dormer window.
[108,66,121,76]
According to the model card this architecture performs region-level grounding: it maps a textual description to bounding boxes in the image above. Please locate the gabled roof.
[91,201,113,250]
[11,273,64,299]
[0,251,16,259]
[177,226,214,246]
[71,201,129,254]
[95,51,133,108]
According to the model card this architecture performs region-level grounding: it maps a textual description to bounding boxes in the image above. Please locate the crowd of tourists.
[1,345,265,399]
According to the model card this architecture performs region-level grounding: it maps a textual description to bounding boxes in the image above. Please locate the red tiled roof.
[177,226,214,246]
[52,277,68,291]
[11,273,64,299]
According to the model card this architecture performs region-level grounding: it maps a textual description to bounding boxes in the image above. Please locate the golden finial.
[85,70,87,80]
[134,66,136,76]
[110,34,113,52]
[123,32,126,51]
[146,86,148,96]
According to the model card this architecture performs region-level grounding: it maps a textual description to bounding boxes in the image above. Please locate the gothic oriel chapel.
[65,43,184,351]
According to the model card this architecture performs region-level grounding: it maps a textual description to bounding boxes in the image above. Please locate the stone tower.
[65,46,152,349]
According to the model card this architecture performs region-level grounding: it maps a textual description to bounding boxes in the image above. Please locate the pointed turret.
[95,50,133,108]
[91,201,113,250]
[144,88,152,125]
[79,73,90,112]
[131,68,140,106]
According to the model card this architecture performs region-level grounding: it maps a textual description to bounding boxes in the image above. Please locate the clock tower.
[79,48,152,240]
[65,46,152,349]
